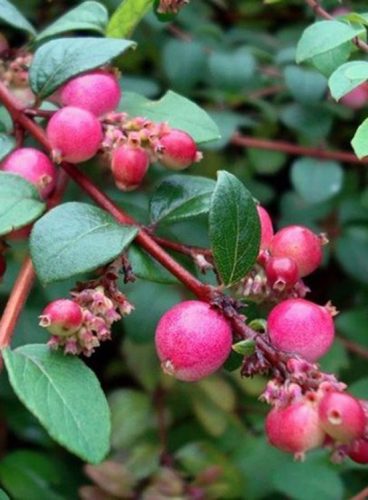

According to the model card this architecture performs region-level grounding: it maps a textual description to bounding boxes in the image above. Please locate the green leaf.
[36,1,108,41]
[280,103,333,140]
[296,20,365,62]
[329,61,368,100]
[107,0,153,38]
[0,173,46,236]
[121,91,220,144]
[30,202,138,284]
[206,110,256,150]
[336,225,368,283]
[0,133,15,161]
[0,0,36,35]
[128,245,178,284]
[311,42,352,77]
[209,171,260,286]
[337,308,368,348]
[163,39,206,91]
[351,118,368,158]
[232,339,256,356]
[290,158,344,203]
[208,47,256,91]
[349,377,368,399]
[284,66,327,104]
[3,345,110,463]
[29,37,135,98]
[150,174,215,225]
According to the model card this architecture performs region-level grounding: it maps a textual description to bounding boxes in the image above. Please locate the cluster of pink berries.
[44,68,201,190]
[39,258,133,356]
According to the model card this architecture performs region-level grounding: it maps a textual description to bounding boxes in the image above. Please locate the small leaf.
[209,171,260,286]
[121,91,220,144]
[128,245,178,284]
[351,118,368,158]
[0,133,15,161]
[107,0,153,38]
[0,0,36,35]
[30,37,135,98]
[290,158,344,203]
[329,61,368,100]
[150,174,215,225]
[336,225,368,283]
[232,339,256,356]
[3,345,110,464]
[284,66,327,104]
[30,202,138,284]
[36,1,108,41]
[208,47,256,91]
[296,21,364,63]
[0,172,45,236]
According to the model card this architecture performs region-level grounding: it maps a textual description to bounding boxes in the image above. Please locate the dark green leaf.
[284,66,327,104]
[280,104,333,139]
[30,202,138,284]
[107,0,153,38]
[163,39,206,91]
[0,0,36,35]
[209,171,260,286]
[0,133,15,161]
[120,91,220,144]
[349,377,368,399]
[3,345,110,463]
[0,172,45,236]
[36,1,108,41]
[337,308,368,348]
[30,37,135,98]
[128,245,178,284]
[208,47,256,91]
[150,174,215,225]
[335,226,368,284]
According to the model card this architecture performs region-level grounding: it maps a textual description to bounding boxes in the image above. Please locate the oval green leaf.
[29,37,135,98]
[329,61,368,100]
[3,345,111,464]
[30,201,138,284]
[209,171,260,286]
[107,0,153,38]
[0,172,46,236]
[351,117,368,159]
[128,245,178,284]
[0,0,36,35]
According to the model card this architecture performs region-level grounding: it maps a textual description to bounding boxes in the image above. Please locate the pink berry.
[267,298,335,362]
[46,106,103,163]
[318,391,366,444]
[155,300,232,382]
[159,129,200,170]
[265,256,299,291]
[59,70,121,117]
[39,299,83,337]
[1,147,57,200]
[348,438,368,464]
[270,225,323,277]
[265,400,325,455]
[340,83,368,110]
[257,206,274,251]
[111,144,150,191]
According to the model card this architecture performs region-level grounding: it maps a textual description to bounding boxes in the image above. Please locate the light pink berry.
[155,300,232,382]
[340,83,368,110]
[257,206,274,251]
[159,129,200,170]
[265,256,299,291]
[348,438,368,464]
[59,70,121,117]
[1,147,57,199]
[111,144,150,191]
[39,299,83,337]
[46,106,103,163]
[318,391,366,444]
[267,298,335,362]
[265,400,325,455]
[270,225,323,277]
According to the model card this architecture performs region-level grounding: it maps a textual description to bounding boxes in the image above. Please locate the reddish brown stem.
[231,133,368,165]
[351,486,368,500]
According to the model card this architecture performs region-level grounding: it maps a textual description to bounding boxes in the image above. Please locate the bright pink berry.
[318,391,366,444]
[111,144,150,191]
[155,300,232,382]
[340,83,368,110]
[1,147,57,200]
[270,225,323,277]
[159,129,200,170]
[257,206,274,251]
[265,256,299,291]
[46,106,103,163]
[39,299,83,337]
[348,438,368,464]
[265,400,325,455]
[0,255,6,279]
[267,298,335,362]
[59,70,121,117]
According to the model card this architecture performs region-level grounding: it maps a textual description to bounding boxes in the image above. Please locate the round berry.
[267,298,335,362]
[155,300,232,382]
[265,401,325,455]
[59,70,121,117]
[265,256,299,291]
[1,147,57,200]
[318,392,365,444]
[39,299,83,337]
[111,144,150,191]
[348,438,368,464]
[159,129,200,170]
[46,106,103,163]
[270,225,323,277]
[340,83,368,110]
[257,206,274,251]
